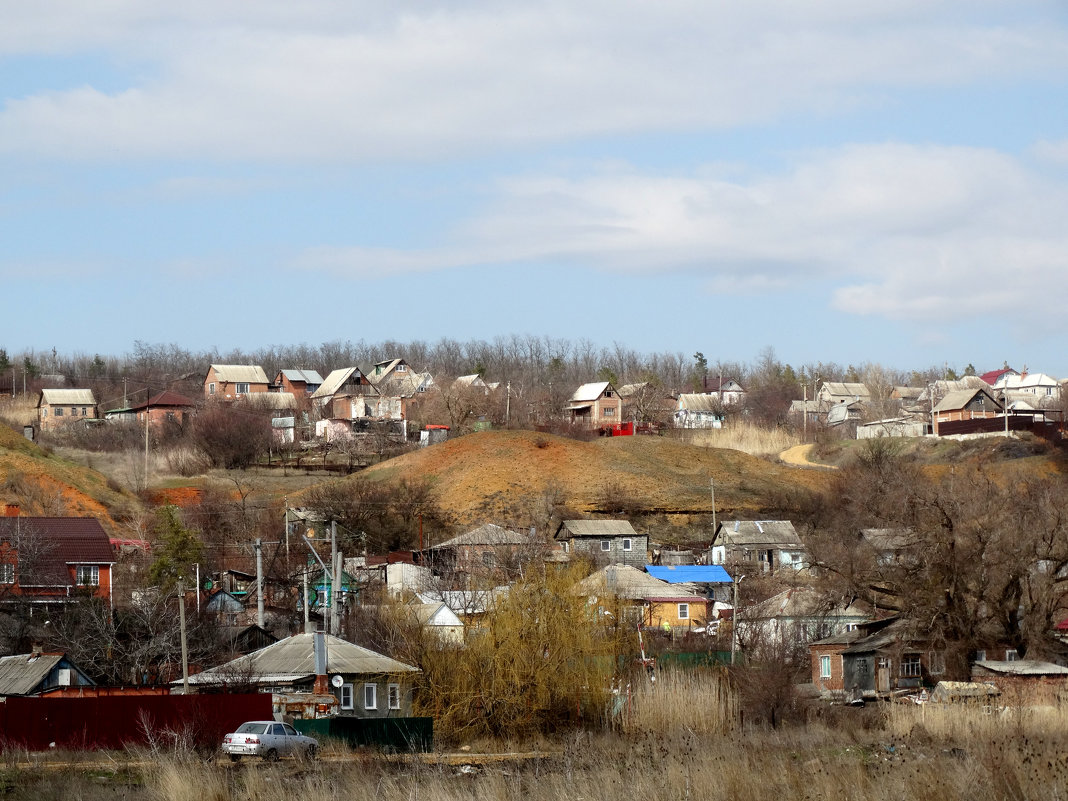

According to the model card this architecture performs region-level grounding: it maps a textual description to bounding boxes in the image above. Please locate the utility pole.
[330,520,338,635]
[505,381,511,424]
[332,550,343,638]
[802,382,807,444]
[283,497,290,557]
[710,478,717,536]
[255,538,265,628]
[178,577,190,692]
[731,574,745,665]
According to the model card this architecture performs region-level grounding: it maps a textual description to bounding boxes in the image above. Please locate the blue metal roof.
[645,565,733,584]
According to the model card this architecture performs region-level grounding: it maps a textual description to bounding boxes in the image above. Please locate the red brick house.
[566,382,621,429]
[274,369,324,396]
[130,390,196,430]
[0,514,115,604]
[203,365,270,400]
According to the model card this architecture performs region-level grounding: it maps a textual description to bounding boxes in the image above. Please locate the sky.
[2,1,1068,375]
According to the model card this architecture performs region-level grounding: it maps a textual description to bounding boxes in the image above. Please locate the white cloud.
[1,2,1065,161]
[297,143,1068,324]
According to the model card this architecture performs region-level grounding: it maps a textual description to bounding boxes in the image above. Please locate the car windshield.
[235,723,269,734]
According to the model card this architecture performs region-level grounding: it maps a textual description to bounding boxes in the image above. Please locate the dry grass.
[622,668,736,735]
[681,421,800,458]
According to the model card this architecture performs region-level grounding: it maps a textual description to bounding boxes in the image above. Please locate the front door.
[877,657,891,693]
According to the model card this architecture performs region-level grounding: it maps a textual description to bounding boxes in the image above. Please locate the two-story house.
[555,520,646,567]
[274,369,325,396]
[37,389,98,431]
[0,515,115,603]
[709,520,808,574]
[203,365,270,400]
[566,382,621,429]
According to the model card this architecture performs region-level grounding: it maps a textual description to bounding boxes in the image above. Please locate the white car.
[221,721,319,762]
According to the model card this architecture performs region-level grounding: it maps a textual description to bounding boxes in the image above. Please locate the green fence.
[294,717,433,753]
[655,651,733,669]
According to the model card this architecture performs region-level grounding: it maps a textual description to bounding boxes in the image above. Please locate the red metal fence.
[0,693,271,751]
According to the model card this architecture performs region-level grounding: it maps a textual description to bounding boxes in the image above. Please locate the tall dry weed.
[681,422,798,457]
[622,668,737,735]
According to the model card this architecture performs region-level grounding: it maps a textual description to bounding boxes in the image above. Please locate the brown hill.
[0,424,134,531]
[362,430,830,526]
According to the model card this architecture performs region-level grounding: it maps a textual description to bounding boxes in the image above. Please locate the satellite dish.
[330,674,344,688]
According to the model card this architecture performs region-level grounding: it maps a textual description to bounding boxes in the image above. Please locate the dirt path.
[779,444,837,470]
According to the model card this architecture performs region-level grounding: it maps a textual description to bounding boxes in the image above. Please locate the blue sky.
[3,1,1068,375]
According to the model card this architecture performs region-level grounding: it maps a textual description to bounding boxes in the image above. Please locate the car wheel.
[264,749,279,762]
[228,754,241,763]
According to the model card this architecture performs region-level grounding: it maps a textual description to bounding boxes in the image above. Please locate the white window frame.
[901,654,923,678]
[677,603,689,620]
[975,649,987,662]
[820,655,832,679]
[602,406,616,417]
[1005,649,1019,662]
[208,382,216,395]
[621,538,633,552]
[0,563,14,584]
[388,683,401,710]
[928,650,945,675]
[364,682,378,710]
[55,407,64,417]
[600,540,611,552]
[76,565,100,587]
[236,382,250,395]
[340,683,354,710]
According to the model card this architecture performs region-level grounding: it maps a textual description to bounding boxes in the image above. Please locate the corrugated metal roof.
[244,392,297,411]
[819,382,871,400]
[574,564,696,600]
[184,633,419,686]
[0,653,64,696]
[933,388,1000,413]
[645,565,733,584]
[569,382,611,402]
[279,369,324,384]
[973,660,1068,676]
[209,365,269,384]
[557,520,638,540]
[39,389,96,405]
[312,367,362,399]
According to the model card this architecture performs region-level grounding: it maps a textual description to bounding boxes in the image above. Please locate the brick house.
[932,387,1003,434]
[203,365,270,400]
[566,382,621,429]
[129,390,196,431]
[555,520,646,567]
[312,368,380,420]
[0,514,115,603]
[274,369,324,396]
[419,523,545,580]
[37,389,98,431]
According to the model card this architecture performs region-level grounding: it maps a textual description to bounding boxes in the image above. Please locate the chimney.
[4,503,19,517]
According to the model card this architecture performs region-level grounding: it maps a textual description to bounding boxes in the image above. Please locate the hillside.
[361,430,831,526]
[0,424,136,530]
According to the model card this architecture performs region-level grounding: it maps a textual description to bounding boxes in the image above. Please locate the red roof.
[0,517,114,587]
[131,390,196,411]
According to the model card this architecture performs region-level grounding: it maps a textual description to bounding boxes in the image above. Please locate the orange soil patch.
[148,487,204,507]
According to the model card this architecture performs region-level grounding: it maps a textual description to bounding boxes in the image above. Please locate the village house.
[673,394,726,429]
[555,520,647,568]
[740,587,869,657]
[366,359,435,421]
[37,389,98,431]
[273,369,324,396]
[128,390,196,431]
[0,650,96,697]
[565,382,621,429]
[203,365,270,400]
[418,523,545,580]
[0,513,115,604]
[312,367,381,422]
[709,520,808,574]
[573,564,708,632]
[932,387,1003,434]
[180,632,421,720]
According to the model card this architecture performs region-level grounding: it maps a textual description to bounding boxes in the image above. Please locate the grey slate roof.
[556,519,639,541]
[574,564,700,601]
[313,367,365,399]
[0,653,67,696]
[933,388,1001,413]
[429,523,530,549]
[676,394,723,413]
[182,633,419,686]
[973,660,1068,676]
[714,520,803,548]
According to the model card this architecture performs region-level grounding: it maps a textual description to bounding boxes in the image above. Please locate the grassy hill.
[361,429,831,526]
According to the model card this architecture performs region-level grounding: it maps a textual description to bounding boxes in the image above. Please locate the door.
[876,657,891,693]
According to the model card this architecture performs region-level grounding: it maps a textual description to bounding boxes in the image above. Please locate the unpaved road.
[779,444,837,470]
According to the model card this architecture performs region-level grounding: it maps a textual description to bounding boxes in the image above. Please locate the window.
[395,364,407,372]
[481,552,496,566]
[975,649,987,662]
[236,382,250,395]
[364,682,377,710]
[76,565,99,586]
[928,651,945,675]
[0,563,13,584]
[600,540,611,552]
[341,683,354,710]
[621,538,633,552]
[81,407,87,416]
[1005,649,1019,662]
[388,683,401,710]
[55,407,64,417]
[901,654,923,677]
[602,406,616,417]
[208,382,216,395]
[678,603,689,620]
[820,655,832,679]
[604,390,613,398]
[857,659,869,677]
[42,408,47,417]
